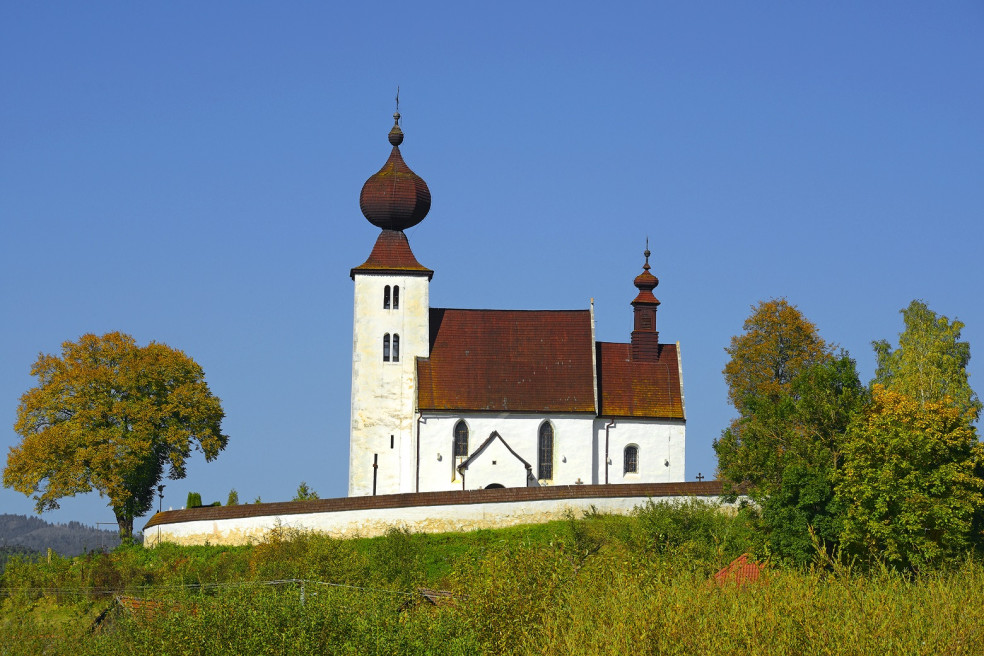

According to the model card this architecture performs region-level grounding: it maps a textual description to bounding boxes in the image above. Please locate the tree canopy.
[723,298,832,411]
[836,385,984,569]
[3,332,227,539]
[715,299,840,496]
[873,299,981,419]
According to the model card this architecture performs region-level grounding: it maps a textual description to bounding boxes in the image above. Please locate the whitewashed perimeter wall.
[416,414,686,490]
[147,494,727,547]
[349,273,429,497]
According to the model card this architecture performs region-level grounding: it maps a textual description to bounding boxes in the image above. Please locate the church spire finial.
[643,237,651,272]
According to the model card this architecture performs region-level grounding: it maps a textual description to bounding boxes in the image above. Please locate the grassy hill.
[2,500,981,655]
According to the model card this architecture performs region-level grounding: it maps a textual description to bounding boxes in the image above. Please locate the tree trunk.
[114,507,134,542]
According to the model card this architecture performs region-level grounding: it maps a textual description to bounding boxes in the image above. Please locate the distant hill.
[0,513,123,557]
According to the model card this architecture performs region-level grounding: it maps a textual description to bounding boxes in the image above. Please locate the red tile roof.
[713,554,766,587]
[350,230,434,280]
[596,342,685,419]
[417,309,597,413]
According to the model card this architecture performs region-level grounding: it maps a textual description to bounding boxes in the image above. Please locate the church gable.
[457,431,535,490]
[416,308,596,413]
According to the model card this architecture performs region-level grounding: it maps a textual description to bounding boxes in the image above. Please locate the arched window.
[383,285,391,309]
[383,334,391,362]
[624,445,639,474]
[538,422,554,480]
[393,285,400,309]
[392,334,400,362]
[453,420,469,458]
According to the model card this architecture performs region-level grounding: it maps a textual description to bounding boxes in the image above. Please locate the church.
[348,113,686,496]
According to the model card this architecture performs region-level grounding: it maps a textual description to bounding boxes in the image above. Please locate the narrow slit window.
[624,445,639,474]
[392,334,400,362]
[383,285,391,309]
[383,334,391,362]
[538,422,554,480]
[393,285,400,309]
[453,420,469,458]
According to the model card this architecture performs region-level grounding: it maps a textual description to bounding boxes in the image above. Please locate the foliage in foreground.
[3,502,984,655]
[716,298,984,570]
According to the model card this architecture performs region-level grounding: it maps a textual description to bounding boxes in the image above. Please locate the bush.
[631,498,763,572]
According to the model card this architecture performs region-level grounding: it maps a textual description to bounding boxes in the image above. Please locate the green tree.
[873,300,981,419]
[187,491,203,508]
[758,355,867,564]
[715,299,834,494]
[3,332,227,540]
[226,488,239,506]
[293,481,319,501]
[836,385,984,569]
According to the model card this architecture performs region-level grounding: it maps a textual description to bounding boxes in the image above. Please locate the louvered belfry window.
[393,285,400,309]
[538,422,554,480]
[392,334,400,362]
[383,285,391,309]
[453,420,469,457]
[383,334,391,362]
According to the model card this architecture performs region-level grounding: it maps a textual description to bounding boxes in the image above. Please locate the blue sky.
[2,2,982,530]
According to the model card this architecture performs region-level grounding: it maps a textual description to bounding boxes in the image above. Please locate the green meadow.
[3,501,982,655]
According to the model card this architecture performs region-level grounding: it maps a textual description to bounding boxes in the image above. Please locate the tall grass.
[2,501,982,655]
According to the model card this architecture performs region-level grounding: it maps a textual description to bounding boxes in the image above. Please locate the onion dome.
[632,243,660,306]
[359,112,431,231]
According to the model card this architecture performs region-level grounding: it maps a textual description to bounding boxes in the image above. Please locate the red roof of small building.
[417,309,596,413]
[713,554,766,587]
[596,342,685,419]
[350,229,434,280]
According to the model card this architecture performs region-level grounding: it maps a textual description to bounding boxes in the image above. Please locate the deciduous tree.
[715,299,836,494]
[757,355,867,563]
[3,332,227,539]
[836,385,984,569]
[873,300,981,419]
[723,298,832,411]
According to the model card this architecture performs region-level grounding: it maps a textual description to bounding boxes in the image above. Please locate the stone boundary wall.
[143,481,726,546]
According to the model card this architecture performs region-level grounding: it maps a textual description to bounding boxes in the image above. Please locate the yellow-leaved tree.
[3,332,227,540]
[836,385,984,569]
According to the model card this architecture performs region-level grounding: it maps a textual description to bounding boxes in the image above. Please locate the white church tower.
[348,112,433,496]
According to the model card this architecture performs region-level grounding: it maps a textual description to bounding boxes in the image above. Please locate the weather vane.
[395,86,400,117]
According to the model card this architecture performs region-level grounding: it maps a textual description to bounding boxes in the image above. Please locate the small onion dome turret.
[359,112,431,231]
[632,245,660,306]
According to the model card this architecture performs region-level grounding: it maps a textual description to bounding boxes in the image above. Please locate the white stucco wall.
[595,418,686,485]
[417,414,596,491]
[349,273,429,496]
[147,493,728,546]
[415,414,686,491]
[458,434,533,490]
